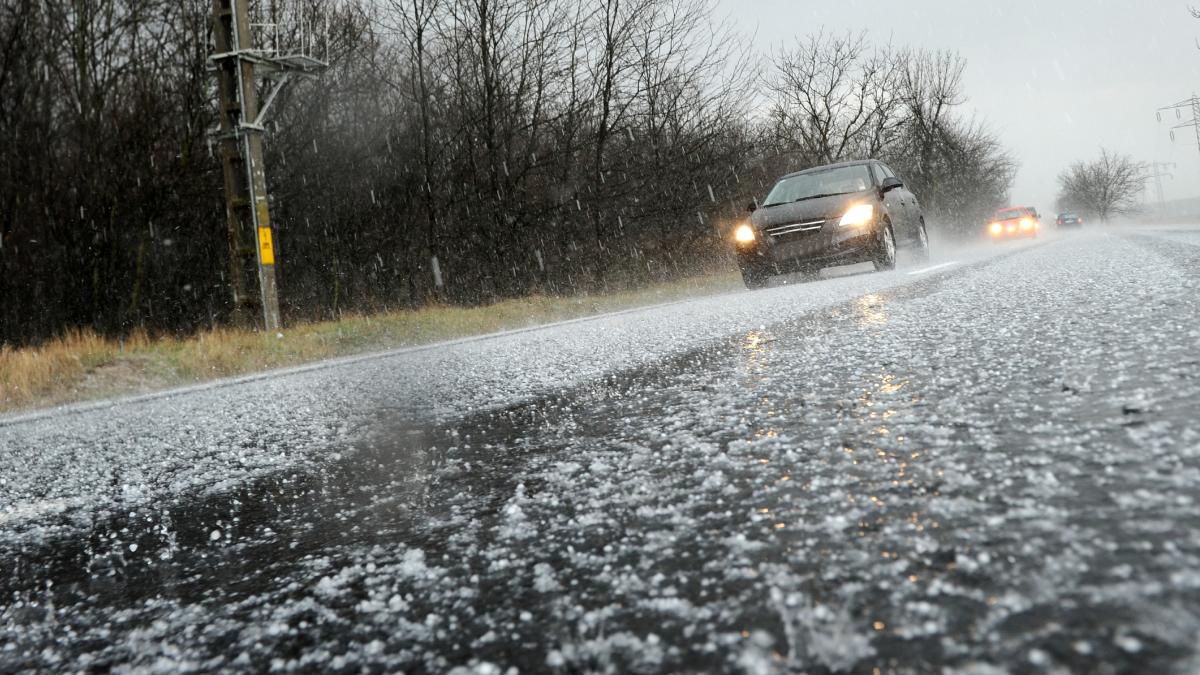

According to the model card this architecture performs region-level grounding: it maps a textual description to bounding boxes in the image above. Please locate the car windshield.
[996,208,1030,220]
[763,165,873,206]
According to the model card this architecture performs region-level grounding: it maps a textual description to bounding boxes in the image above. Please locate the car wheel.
[913,218,930,264]
[873,221,897,271]
[741,265,771,289]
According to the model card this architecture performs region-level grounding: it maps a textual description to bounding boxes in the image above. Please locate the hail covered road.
[3,227,1200,673]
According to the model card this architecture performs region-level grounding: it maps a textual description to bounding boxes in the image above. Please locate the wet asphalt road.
[3,228,1200,674]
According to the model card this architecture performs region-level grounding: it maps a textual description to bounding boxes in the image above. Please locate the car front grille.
[765,219,826,239]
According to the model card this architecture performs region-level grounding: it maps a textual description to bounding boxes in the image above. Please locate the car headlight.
[1019,218,1033,230]
[989,222,1003,235]
[839,204,875,228]
[734,224,756,243]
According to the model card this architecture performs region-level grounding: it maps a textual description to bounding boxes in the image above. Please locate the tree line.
[0,1,1016,346]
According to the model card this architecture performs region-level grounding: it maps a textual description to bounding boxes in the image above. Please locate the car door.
[900,172,922,235]
[875,163,913,240]
[885,163,922,241]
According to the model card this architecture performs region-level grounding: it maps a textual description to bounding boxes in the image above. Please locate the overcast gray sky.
[718,0,1200,211]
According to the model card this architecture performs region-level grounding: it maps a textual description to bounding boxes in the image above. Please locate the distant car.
[1056,212,1084,228]
[987,207,1041,239]
[732,159,930,289]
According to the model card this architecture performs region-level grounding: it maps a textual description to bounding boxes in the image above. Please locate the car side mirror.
[880,177,903,193]
[746,201,758,213]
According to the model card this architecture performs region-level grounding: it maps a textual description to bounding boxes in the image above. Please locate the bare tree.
[1056,149,1147,222]
[760,31,1015,235]
[900,116,1016,230]
[887,49,1016,231]
[764,31,902,165]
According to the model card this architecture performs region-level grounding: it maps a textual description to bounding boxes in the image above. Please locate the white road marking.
[908,261,960,276]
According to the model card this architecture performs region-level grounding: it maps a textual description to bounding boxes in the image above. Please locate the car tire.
[873,221,897,271]
[741,265,771,289]
[912,218,930,264]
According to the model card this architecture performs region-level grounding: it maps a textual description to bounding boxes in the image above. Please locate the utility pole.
[1155,95,1200,222]
[211,0,325,330]
[1145,161,1175,216]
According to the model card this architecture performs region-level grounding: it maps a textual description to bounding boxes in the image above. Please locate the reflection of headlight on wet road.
[735,224,756,243]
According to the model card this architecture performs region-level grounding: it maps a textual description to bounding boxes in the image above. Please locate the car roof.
[779,159,877,181]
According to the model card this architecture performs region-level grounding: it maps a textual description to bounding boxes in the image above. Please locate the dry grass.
[0,272,740,414]
[0,329,152,410]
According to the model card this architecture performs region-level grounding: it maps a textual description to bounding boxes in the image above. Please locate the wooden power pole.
[211,0,324,330]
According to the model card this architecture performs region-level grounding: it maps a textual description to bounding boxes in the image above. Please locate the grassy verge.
[0,272,741,415]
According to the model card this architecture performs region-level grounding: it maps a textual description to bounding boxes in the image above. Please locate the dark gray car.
[732,160,929,289]
[1055,212,1084,228]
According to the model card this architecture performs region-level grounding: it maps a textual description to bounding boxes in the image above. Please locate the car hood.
[752,192,870,229]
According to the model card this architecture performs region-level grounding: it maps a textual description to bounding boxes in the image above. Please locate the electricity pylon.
[1157,95,1200,153]
[211,0,325,330]
[1145,161,1175,215]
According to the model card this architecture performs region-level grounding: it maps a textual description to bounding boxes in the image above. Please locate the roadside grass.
[0,272,741,414]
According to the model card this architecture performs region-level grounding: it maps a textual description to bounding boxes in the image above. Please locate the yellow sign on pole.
[258,227,275,266]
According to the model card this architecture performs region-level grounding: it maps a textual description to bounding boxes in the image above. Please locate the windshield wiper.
[761,191,852,208]
[793,191,850,202]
